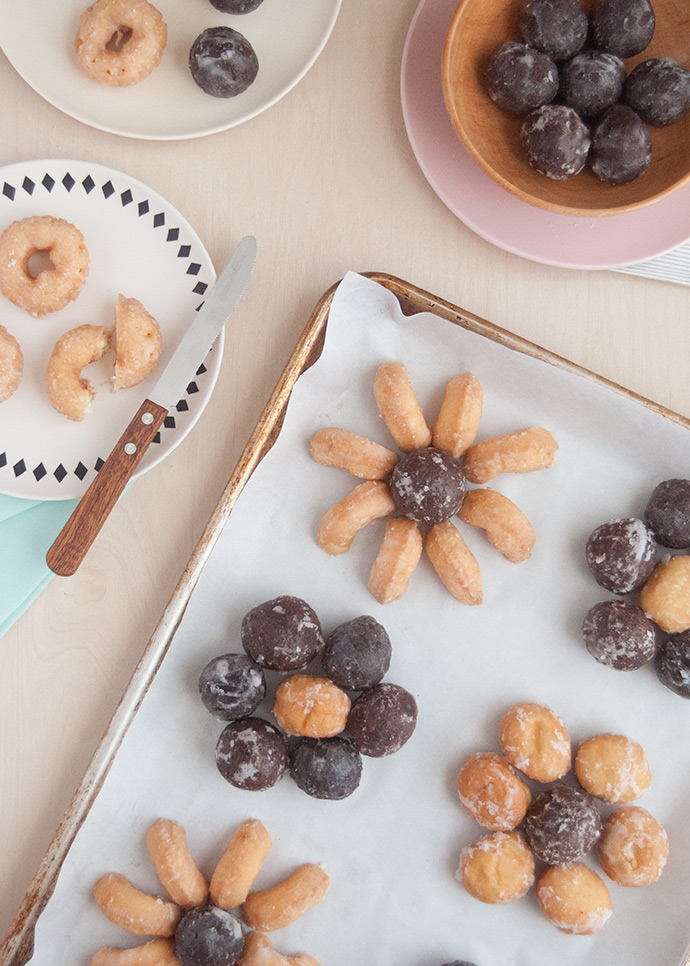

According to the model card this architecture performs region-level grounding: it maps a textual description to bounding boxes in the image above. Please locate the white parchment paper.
[30,273,690,966]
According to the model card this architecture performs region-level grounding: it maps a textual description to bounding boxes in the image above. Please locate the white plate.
[0,0,341,140]
[0,159,222,500]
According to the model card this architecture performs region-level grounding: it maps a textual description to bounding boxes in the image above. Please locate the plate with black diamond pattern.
[1,0,341,140]
[0,159,223,500]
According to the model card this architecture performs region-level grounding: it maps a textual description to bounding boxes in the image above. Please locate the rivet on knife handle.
[46,399,168,576]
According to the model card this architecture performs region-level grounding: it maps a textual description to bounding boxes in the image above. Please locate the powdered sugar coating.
[458,830,535,904]
[499,702,571,782]
[485,42,559,115]
[521,104,591,179]
[215,717,288,791]
[575,733,651,803]
[389,446,466,527]
[582,599,657,670]
[536,862,612,935]
[598,805,668,887]
[456,752,531,831]
[241,595,324,671]
[523,784,603,864]
[519,0,588,61]
[645,479,690,549]
[585,517,657,594]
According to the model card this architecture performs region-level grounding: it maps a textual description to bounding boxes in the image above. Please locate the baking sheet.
[25,272,690,966]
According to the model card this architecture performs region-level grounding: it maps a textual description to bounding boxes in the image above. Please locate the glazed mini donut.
[45,324,110,421]
[0,325,24,402]
[0,216,89,317]
[74,0,168,87]
[112,294,162,390]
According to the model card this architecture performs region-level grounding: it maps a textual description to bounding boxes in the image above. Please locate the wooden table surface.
[1,0,689,949]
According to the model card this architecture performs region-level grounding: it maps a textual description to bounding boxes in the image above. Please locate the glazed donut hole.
[575,733,651,804]
[456,752,531,831]
[458,830,535,904]
[272,674,351,739]
[498,702,571,782]
[536,862,612,935]
[598,806,669,887]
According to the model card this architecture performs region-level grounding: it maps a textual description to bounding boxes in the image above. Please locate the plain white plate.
[0,159,223,500]
[0,0,342,140]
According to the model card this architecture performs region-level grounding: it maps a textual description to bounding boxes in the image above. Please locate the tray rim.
[2,271,689,966]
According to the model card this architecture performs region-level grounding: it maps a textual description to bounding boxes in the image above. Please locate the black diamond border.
[0,163,219,493]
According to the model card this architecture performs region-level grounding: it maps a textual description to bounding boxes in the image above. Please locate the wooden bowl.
[442,0,690,216]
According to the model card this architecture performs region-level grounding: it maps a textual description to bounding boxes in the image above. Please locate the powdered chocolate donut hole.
[645,479,690,548]
[523,784,603,864]
[585,518,657,593]
[209,0,265,11]
[519,0,588,61]
[582,599,657,670]
[591,0,656,59]
[289,736,363,800]
[389,447,466,527]
[485,42,559,115]
[241,595,324,671]
[590,105,652,185]
[521,104,591,179]
[625,58,690,127]
[654,630,690,697]
[215,717,288,791]
[198,653,266,721]
[559,51,626,119]
[322,615,392,690]
[175,906,245,966]
[347,683,417,757]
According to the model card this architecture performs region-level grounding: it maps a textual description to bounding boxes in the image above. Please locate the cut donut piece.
[45,324,110,421]
[112,294,162,391]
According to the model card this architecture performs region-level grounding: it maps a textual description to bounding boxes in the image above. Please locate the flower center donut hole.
[389,447,466,527]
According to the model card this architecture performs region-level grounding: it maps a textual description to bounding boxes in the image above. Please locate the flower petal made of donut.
[238,931,318,966]
[90,937,180,966]
[369,517,423,604]
[373,362,432,452]
[93,873,182,937]
[146,818,208,909]
[425,520,483,605]
[317,480,395,555]
[432,373,484,457]
[310,427,398,479]
[463,427,558,484]
[458,488,535,563]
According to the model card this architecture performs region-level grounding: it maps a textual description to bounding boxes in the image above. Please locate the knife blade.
[46,235,257,577]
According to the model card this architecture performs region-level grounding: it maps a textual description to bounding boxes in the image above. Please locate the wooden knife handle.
[46,399,168,577]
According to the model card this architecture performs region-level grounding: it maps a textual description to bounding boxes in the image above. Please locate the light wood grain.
[0,0,689,953]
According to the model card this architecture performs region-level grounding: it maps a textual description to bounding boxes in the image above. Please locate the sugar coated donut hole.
[498,702,571,782]
[198,653,266,721]
[639,555,690,634]
[241,595,325,671]
[582,599,657,670]
[346,683,417,757]
[273,674,350,738]
[0,216,89,316]
[215,717,288,791]
[74,0,168,87]
[598,806,669,887]
[456,752,531,831]
[655,629,690,697]
[322,615,392,690]
[458,830,535,904]
[521,104,591,180]
[645,479,690,549]
[523,784,603,864]
[591,0,656,59]
[585,518,657,594]
[175,906,244,966]
[0,326,23,402]
[519,0,588,61]
[575,733,651,804]
[536,862,612,935]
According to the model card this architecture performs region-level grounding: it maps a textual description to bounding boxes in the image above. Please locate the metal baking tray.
[2,272,689,966]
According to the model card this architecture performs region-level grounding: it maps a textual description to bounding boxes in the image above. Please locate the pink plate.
[400,0,690,270]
